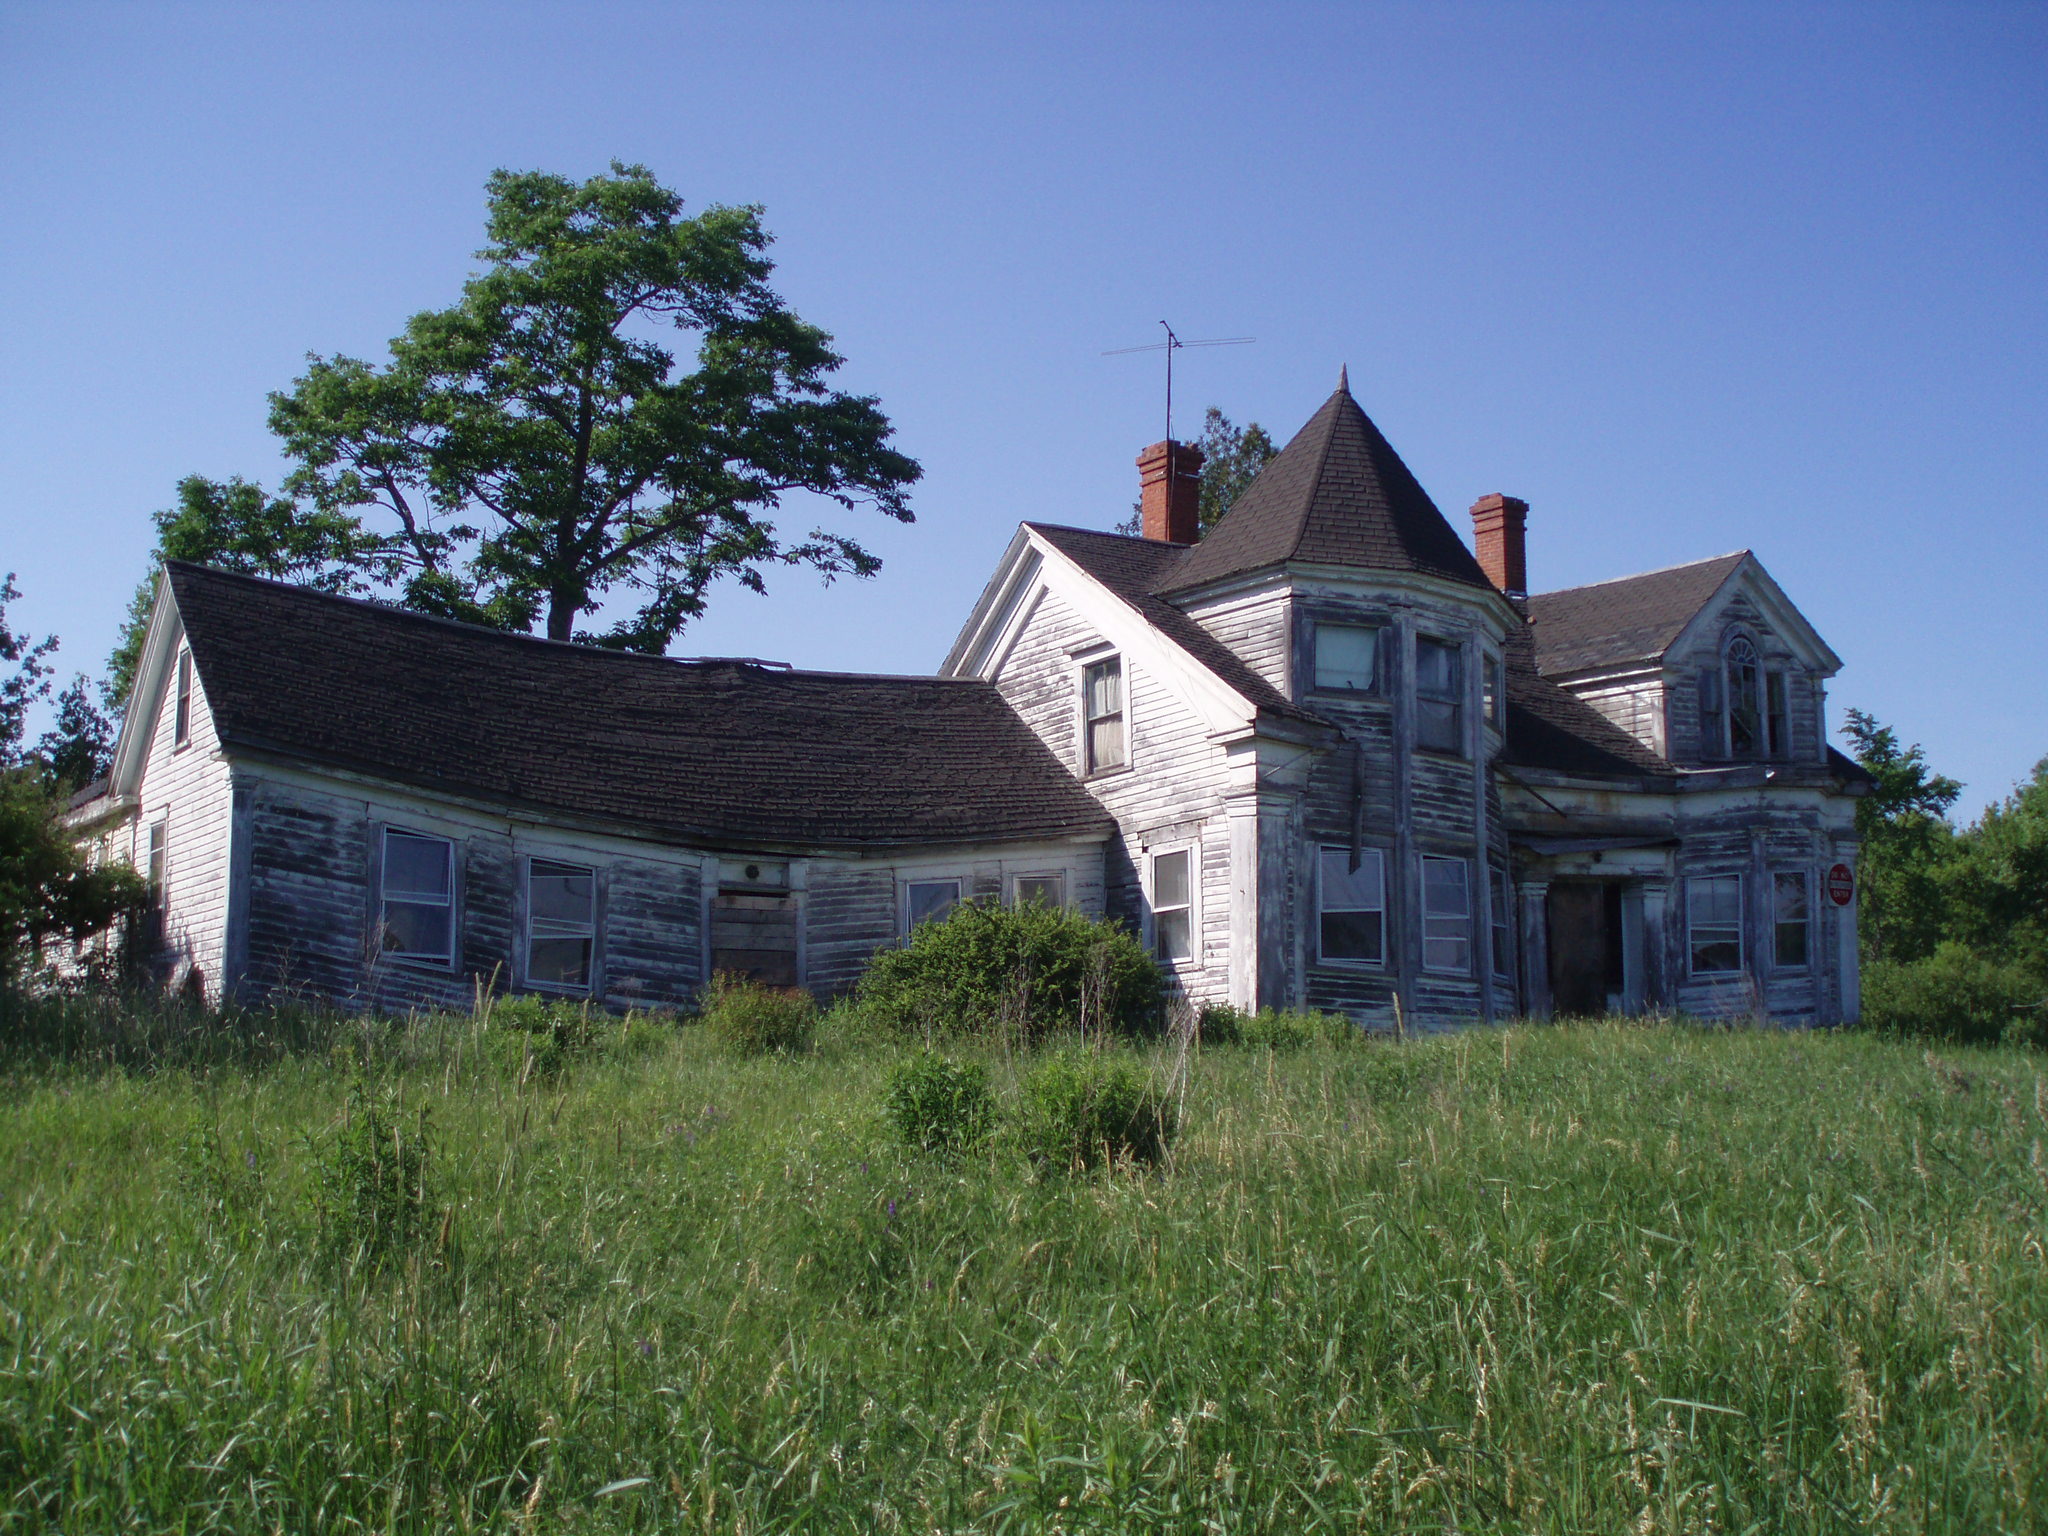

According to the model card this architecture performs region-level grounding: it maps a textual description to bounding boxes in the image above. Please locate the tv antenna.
[1103,322,1254,442]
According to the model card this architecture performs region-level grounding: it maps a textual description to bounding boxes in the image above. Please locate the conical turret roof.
[1159,377,1494,594]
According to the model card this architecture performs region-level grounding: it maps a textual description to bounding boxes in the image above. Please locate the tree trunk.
[547,592,576,642]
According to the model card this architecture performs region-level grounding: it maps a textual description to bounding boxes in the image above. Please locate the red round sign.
[1825,863,1855,906]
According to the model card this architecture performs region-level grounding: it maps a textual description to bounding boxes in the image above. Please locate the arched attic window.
[1699,632,1791,760]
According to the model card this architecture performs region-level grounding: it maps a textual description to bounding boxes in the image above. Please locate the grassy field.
[0,1007,2043,1533]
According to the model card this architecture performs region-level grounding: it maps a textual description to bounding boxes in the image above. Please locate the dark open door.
[1549,881,1624,1017]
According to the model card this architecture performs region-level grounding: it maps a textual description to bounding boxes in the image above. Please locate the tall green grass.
[0,1006,2042,1532]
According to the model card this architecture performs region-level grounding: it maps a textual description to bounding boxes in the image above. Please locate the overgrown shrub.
[1016,1049,1176,1172]
[857,899,1162,1042]
[883,1049,997,1154]
[1197,1003,1353,1049]
[488,993,602,1079]
[701,973,816,1054]
[1863,942,2046,1045]
[315,1083,432,1266]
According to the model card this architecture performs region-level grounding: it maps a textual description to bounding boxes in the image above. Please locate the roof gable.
[1158,380,1494,596]
[1524,552,1748,676]
[162,562,1111,848]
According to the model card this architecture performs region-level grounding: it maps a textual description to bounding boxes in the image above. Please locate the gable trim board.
[81,380,1865,1028]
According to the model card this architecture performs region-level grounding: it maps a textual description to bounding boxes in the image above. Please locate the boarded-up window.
[712,890,798,986]
[173,650,193,748]
[1416,638,1463,754]
[1151,850,1192,962]
[1773,871,1809,970]
[1013,872,1066,908]
[1688,874,1743,975]
[904,879,961,933]
[1083,658,1125,773]
[527,858,595,990]
[1318,846,1384,965]
[381,829,455,964]
[1422,855,1471,973]
[1313,623,1379,694]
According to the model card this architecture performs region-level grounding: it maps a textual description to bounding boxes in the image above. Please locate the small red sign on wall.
[1826,863,1855,906]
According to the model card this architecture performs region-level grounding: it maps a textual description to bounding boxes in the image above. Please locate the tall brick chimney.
[1470,493,1528,600]
[1138,440,1205,544]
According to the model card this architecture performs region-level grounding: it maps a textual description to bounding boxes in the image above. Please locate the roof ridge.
[1529,550,1750,601]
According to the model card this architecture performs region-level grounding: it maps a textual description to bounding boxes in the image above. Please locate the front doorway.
[1548,881,1624,1017]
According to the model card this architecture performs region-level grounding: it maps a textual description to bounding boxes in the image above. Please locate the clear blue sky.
[2,2,2041,814]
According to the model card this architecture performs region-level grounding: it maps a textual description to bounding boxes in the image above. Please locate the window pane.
[1692,934,1742,974]
[1422,857,1471,973]
[1155,907,1192,961]
[906,880,959,929]
[529,859,594,926]
[1084,659,1121,718]
[1015,874,1065,907]
[1319,847,1383,912]
[1423,933,1470,972]
[383,899,452,958]
[1689,874,1743,973]
[1088,716,1125,771]
[1423,857,1469,917]
[1417,699,1461,753]
[1314,624,1377,692]
[1416,639,1460,698]
[1153,850,1190,909]
[1774,872,1809,968]
[528,935,592,989]
[1321,910,1383,963]
[385,831,452,900]
[1482,655,1503,726]
[174,652,192,744]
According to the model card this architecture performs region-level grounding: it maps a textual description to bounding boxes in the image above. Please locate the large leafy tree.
[247,160,920,648]
[1840,709,1962,963]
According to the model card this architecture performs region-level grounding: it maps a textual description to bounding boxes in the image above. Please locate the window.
[527,857,595,990]
[380,829,455,963]
[1482,653,1503,730]
[1773,871,1810,970]
[173,650,193,748]
[1150,849,1193,962]
[146,820,167,894]
[1012,872,1066,908]
[1688,874,1743,975]
[1422,855,1472,973]
[1491,866,1514,979]
[1082,657,1125,773]
[1313,623,1379,694]
[1416,638,1463,754]
[904,878,960,933]
[1766,671,1790,758]
[1317,846,1384,964]
[1726,638,1762,757]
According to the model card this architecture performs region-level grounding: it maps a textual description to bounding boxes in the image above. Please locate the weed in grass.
[884,1048,997,1155]
[698,972,817,1054]
[314,1080,434,1267]
[1016,1046,1177,1171]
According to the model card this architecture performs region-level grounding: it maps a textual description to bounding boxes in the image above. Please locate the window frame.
[1725,636,1763,758]
[378,827,457,969]
[1421,854,1473,974]
[1687,873,1744,976]
[1010,871,1067,909]
[1148,845,1197,966]
[172,649,193,749]
[1771,869,1811,973]
[902,877,962,936]
[524,855,597,994]
[1316,844,1387,968]
[1415,636,1465,756]
[1079,654,1128,776]
[1310,620,1383,697]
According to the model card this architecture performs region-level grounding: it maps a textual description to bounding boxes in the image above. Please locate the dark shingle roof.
[1525,552,1747,675]
[1025,524,1321,724]
[166,562,1112,848]
[1501,632,1675,780]
[1158,381,1495,596]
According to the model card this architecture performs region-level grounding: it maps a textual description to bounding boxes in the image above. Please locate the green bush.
[701,973,816,1055]
[1197,1002,1353,1049]
[883,1050,997,1155]
[857,899,1162,1042]
[1863,942,2046,1045]
[1016,1049,1176,1172]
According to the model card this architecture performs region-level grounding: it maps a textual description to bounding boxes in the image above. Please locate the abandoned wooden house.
[73,374,1869,1025]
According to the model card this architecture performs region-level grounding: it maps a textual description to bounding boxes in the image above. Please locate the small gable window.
[1318,846,1385,965]
[527,857,596,991]
[1726,638,1763,757]
[1313,623,1380,694]
[381,829,455,964]
[1082,657,1125,773]
[1421,855,1472,973]
[1688,874,1743,975]
[1702,635,1791,761]
[1150,849,1193,963]
[173,650,193,748]
[1416,638,1463,754]
[905,878,961,933]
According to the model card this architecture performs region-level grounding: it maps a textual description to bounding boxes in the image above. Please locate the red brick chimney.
[1470,493,1528,600]
[1138,440,1205,544]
